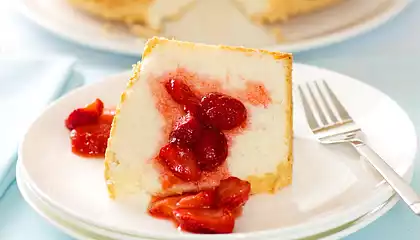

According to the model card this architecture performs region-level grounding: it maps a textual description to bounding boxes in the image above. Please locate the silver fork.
[298,79,420,215]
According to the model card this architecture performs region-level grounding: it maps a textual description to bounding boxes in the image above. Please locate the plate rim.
[16,0,413,55]
[16,160,116,240]
[15,159,402,240]
[18,63,418,240]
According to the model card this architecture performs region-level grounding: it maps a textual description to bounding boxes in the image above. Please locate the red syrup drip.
[146,68,272,234]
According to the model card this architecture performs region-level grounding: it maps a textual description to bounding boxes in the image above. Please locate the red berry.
[165,78,199,106]
[176,190,215,209]
[98,108,116,125]
[70,123,111,157]
[65,98,104,130]
[159,143,201,181]
[164,78,200,116]
[148,195,184,219]
[194,128,228,171]
[173,208,235,234]
[183,101,201,117]
[169,114,203,147]
[200,93,247,130]
[84,98,104,113]
[216,177,251,210]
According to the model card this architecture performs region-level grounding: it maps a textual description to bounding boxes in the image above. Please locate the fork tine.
[306,82,328,125]
[322,80,352,122]
[314,81,338,123]
[298,85,320,130]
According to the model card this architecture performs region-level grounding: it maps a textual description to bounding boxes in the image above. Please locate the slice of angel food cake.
[64,36,293,234]
[105,37,293,233]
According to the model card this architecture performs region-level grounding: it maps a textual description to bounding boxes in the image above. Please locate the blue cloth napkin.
[0,56,76,199]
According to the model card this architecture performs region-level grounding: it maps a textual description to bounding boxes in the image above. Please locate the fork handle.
[351,139,420,215]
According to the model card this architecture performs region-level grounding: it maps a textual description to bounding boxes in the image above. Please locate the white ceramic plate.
[18,63,417,240]
[16,161,114,240]
[16,160,147,240]
[15,159,402,240]
[17,0,411,55]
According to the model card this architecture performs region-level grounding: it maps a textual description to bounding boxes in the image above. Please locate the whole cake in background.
[234,0,342,23]
[68,0,196,36]
[68,0,342,38]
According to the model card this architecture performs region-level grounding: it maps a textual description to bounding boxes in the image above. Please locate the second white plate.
[19,63,417,239]
[18,0,412,55]
[16,159,401,240]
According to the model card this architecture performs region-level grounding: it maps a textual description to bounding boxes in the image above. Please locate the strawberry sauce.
[63,67,273,234]
[65,98,115,158]
[146,68,271,234]
[148,177,250,234]
[243,82,272,108]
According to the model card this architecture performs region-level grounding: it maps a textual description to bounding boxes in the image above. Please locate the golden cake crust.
[105,37,293,198]
[68,0,196,35]
[250,0,342,24]
[68,0,150,25]
[246,56,293,194]
[104,62,142,199]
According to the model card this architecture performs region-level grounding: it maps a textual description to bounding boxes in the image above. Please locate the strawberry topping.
[173,208,235,234]
[64,71,256,234]
[65,98,104,130]
[98,108,116,125]
[165,78,200,115]
[147,179,251,234]
[169,113,203,147]
[70,123,111,157]
[176,190,215,209]
[158,143,201,181]
[194,127,228,171]
[217,177,251,210]
[150,74,253,234]
[65,71,257,234]
[200,93,247,130]
[148,195,184,219]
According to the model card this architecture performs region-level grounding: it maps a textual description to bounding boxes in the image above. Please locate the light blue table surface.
[1,1,420,239]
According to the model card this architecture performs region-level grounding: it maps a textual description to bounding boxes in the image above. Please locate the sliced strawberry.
[183,101,201,117]
[98,108,116,125]
[176,190,215,209]
[65,99,104,130]
[158,143,201,181]
[85,98,104,113]
[160,172,184,190]
[173,208,234,234]
[169,113,203,147]
[165,78,199,106]
[216,177,251,210]
[70,123,111,157]
[200,93,247,130]
[164,78,201,116]
[193,127,228,171]
[148,195,184,219]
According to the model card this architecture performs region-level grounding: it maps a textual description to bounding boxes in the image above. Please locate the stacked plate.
[18,0,412,55]
[17,64,417,240]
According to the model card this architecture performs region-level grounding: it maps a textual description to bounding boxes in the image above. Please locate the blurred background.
[0,0,419,239]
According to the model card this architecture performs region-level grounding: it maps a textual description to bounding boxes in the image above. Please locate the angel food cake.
[234,0,342,23]
[68,0,195,33]
[68,0,341,37]
[104,37,293,202]
[64,37,293,233]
